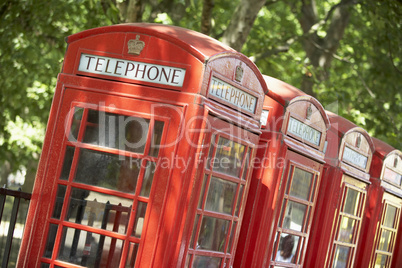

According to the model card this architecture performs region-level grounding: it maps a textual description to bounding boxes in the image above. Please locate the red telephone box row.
[17,23,401,268]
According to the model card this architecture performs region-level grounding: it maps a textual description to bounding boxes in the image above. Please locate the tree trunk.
[201,0,214,35]
[221,0,267,51]
[298,0,355,95]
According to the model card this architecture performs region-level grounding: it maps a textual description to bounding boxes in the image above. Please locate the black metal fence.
[0,187,31,268]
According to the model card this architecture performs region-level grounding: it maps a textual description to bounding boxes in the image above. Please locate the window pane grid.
[42,106,165,268]
[270,163,319,267]
[330,180,367,268]
[189,127,254,267]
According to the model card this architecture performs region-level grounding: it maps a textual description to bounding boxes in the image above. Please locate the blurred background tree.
[0,0,400,191]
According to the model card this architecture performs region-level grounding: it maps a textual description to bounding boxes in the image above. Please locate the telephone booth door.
[268,150,322,267]
[30,84,182,267]
[184,115,259,267]
[371,193,402,267]
[327,175,367,267]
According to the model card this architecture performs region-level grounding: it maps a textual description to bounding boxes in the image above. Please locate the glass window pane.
[60,146,75,180]
[74,149,140,193]
[343,188,360,215]
[333,245,350,268]
[43,224,58,258]
[242,148,251,180]
[282,201,307,232]
[213,137,245,178]
[198,175,208,209]
[337,216,356,243]
[289,167,313,200]
[227,222,237,253]
[133,202,147,238]
[52,185,66,219]
[205,176,237,215]
[69,107,84,141]
[378,230,392,252]
[66,188,132,234]
[190,215,200,249]
[374,254,388,268]
[275,234,299,263]
[83,109,150,154]
[192,255,222,268]
[139,161,156,197]
[125,242,140,268]
[40,263,50,268]
[149,120,164,157]
[58,227,123,267]
[197,216,230,252]
[384,205,397,228]
[235,184,244,216]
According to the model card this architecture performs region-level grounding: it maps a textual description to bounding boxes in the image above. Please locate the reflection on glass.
[197,216,229,252]
[43,224,58,258]
[58,227,123,267]
[125,242,140,268]
[333,245,350,268]
[344,188,360,215]
[60,146,75,180]
[275,234,298,263]
[378,230,392,252]
[282,201,307,232]
[384,205,397,228]
[338,216,355,243]
[66,188,132,234]
[205,177,237,215]
[133,202,147,238]
[242,148,250,180]
[289,167,313,200]
[190,215,199,249]
[52,185,66,219]
[83,109,150,154]
[235,185,244,216]
[192,255,221,268]
[227,222,237,253]
[140,161,156,197]
[74,149,140,193]
[198,176,208,209]
[149,120,164,157]
[213,137,245,178]
[69,107,83,141]
[374,254,387,268]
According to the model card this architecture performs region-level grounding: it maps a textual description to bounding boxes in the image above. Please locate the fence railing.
[0,187,31,268]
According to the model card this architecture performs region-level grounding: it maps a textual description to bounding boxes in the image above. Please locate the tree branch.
[201,0,214,35]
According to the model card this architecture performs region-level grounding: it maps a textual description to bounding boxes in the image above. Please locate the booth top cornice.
[263,75,307,106]
[66,23,236,62]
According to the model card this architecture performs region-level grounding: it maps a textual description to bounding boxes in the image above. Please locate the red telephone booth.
[234,75,330,268]
[304,111,374,268]
[355,138,402,268]
[17,23,267,268]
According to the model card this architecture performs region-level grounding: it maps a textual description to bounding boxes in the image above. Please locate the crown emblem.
[235,62,244,82]
[306,104,313,120]
[127,35,145,55]
[356,134,362,148]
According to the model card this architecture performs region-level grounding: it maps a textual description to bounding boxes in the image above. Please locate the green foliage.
[0,0,113,170]
[0,0,400,175]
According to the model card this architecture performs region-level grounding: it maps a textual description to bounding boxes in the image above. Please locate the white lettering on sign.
[342,146,368,169]
[287,117,321,146]
[209,77,257,114]
[383,168,402,186]
[78,53,186,87]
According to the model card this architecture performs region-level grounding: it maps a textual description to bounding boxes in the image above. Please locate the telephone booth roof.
[263,75,307,106]
[372,137,395,160]
[66,23,235,61]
